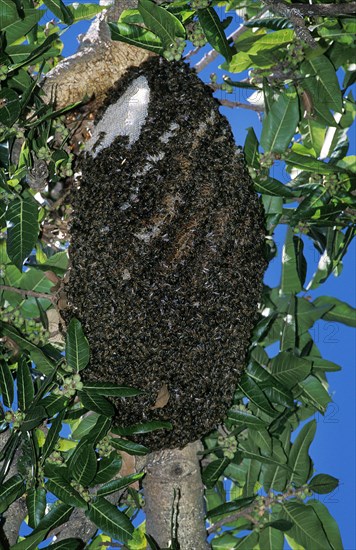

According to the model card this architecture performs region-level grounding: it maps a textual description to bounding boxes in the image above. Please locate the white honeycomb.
[86,76,150,158]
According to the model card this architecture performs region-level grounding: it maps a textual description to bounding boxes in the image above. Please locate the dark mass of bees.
[65,58,267,450]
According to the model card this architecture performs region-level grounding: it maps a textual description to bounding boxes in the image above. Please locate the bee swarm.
[65,58,267,450]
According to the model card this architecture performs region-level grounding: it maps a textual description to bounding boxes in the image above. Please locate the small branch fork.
[207,486,308,534]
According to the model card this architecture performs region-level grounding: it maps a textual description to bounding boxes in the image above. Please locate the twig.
[218,99,264,111]
[184,44,202,61]
[194,7,269,73]
[0,285,55,302]
[207,486,306,534]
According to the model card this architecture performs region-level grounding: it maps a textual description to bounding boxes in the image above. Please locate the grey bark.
[141,441,209,549]
[42,0,152,109]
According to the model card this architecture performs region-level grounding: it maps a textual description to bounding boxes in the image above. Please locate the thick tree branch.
[267,1,356,17]
[42,0,152,109]
[141,441,209,549]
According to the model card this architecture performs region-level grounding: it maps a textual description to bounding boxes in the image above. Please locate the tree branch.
[0,285,55,302]
[140,441,209,549]
[267,1,356,17]
[42,0,152,109]
[207,486,307,534]
[218,99,264,111]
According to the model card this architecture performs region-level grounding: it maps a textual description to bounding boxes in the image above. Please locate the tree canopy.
[0,0,355,548]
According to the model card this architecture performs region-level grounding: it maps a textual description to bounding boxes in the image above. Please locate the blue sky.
[57,10,355,549]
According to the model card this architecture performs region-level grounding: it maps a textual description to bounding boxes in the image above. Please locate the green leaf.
[261,429,290,492]
[280,295,296,352]
[244,127,260,169]
[295,298,332,334]
[46,475,88,509]
[288,420,316,487]
[3,9,43,45]
[32,503,73,535]
[112,420,172,436]
[0,359,14,407]
[41,394,68,417]
[301,56,342,114]
[198,8,232,62]
[17,356,34,412]
[281,227,303,294]
[259,526,284,550]
[30,347,57,376]
[79,391,114,418]
[281,501,333,550]
[39,250,68,273]
[86,496,134,543]
[227,409,266,429]
[238,374,276,416]
[81,382,142,397]
[42,0,73,25]
[250,429,272,457]
[270,352,311,389]
[26,486,46,529]
[138,0,185,49]
[72,445,97,487]
[308,357,341,372]
[49,539,84,550]
[11,530,48,550]
[110,437,149,456]
[6,197,38,270]
[232,531,259,549]
[202,458,230,488]
[308,474,339,495]
[313,296,356,327]
[254,176,295,198]
[21,405,47,432]
[93,453,123,485]
[66,318,90,372]
[42,410,66,462]
[293,236,307,289]
[298,374,331,413]
[307,500,343,550]
[71,413,100,440]
[239,439,289,469]
[81,414,111,445]
[0,474,26,514]
[261,88,299,153]
[109,22,163,54]
[206,495,255,518]
[67,3,106,22]
[284,151,340,174]
[247,362,294,408]
[0,0,18,29]
[0,88,20,126]
[97,472,145,497]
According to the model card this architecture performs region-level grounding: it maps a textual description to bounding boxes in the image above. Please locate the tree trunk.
[141,441,209,549]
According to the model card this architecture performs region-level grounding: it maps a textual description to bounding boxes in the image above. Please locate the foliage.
[0,0,355,548]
